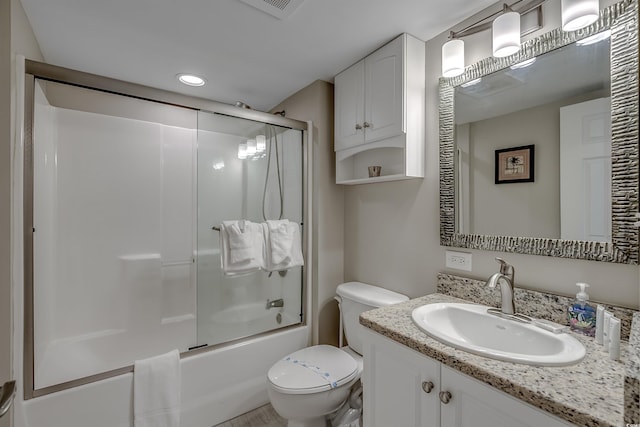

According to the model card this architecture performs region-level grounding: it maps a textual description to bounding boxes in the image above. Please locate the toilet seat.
[268,345,359,395]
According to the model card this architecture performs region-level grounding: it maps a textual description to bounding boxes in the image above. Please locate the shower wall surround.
[27,77,306,396]
[32,80,198,389]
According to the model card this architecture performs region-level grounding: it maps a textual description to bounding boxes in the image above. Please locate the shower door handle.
[0,380,16,418]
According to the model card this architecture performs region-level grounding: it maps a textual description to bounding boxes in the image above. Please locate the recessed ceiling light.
[177,74,206,87]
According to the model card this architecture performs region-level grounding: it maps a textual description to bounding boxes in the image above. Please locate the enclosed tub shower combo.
[17,60,311,427]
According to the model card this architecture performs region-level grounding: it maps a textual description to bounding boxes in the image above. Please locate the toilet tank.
[336,282,409,355]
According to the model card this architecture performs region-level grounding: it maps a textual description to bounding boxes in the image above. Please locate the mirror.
[439,0,638,263]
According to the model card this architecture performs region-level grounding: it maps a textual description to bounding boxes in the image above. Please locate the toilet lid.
[268,345,359,395]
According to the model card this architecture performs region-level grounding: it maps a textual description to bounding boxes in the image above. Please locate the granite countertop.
[360,293,631,427]
[626,312,640,424]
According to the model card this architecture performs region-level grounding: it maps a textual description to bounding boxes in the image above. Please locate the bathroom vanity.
[360,289,633,427]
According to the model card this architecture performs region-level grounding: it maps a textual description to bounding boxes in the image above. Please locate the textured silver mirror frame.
[439,0,639,263]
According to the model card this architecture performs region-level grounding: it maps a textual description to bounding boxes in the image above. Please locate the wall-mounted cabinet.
[334,33,425,185]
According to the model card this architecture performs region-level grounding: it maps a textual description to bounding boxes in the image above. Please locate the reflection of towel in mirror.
[220,220,265,275]
[134,349,181,427]
[264,220,304,271]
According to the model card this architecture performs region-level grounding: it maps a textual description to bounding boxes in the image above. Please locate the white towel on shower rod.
[220,220,266,275]
[263,220,304,272]
[134,349,181,427]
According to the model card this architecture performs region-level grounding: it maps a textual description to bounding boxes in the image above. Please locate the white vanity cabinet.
[362,329,573,427]
[334,33,425,184]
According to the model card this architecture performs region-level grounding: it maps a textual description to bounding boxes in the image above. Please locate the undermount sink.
[411,303,586,367]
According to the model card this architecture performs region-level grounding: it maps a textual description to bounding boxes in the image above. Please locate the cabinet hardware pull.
[363,122,371,128]
[439,390,452,404]
[421,381,434,393]
[355,123,363,130]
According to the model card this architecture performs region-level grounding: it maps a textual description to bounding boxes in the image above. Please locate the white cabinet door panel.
[440,366,571,427]
[364,36,403,144]
[362,329,439,427]
[334,60,365,150]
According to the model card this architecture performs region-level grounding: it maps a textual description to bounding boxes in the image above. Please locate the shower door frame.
[22,59,312,399]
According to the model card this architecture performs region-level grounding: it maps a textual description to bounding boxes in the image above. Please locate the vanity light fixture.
[493,6,521,57]
[177,74,206,87]
[442,37,465,77]
[561,0,599,31]
[441,0,601,77]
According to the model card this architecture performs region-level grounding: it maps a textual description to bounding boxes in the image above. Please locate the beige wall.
[468,89,607,238]
[271,81,344,345]
[1,0,13,424]
[343,0,640,309]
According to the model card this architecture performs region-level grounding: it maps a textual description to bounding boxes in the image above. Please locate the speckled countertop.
[626,312,640,424]
[360,293,632,427]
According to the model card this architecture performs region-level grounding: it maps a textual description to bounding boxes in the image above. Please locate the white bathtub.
[16,325,309,427]
[204,302,300,347]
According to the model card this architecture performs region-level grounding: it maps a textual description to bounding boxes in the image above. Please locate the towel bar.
[212,222,303,232]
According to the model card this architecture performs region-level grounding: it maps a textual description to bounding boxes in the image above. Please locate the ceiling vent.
[238,0,305,19]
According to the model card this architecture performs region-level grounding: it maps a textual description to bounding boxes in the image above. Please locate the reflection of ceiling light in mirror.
[461,78,482,87]
[256,134,266,153]
[493,11,521,57]
[561,0,599,31]
[510,58,537,70]
[238,143,247,159]
[247,139,257,156]
[212,161,225,170]
[442,39,465,77]
[177,74,206,87]
[576,30,611,46]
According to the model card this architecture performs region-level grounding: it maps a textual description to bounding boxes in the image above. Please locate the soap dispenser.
[567,283,596,337]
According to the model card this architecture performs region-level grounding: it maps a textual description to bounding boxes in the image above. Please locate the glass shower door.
[196,111,304,347]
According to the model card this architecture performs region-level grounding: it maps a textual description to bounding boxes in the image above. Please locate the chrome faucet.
[266,298,284,309]
[486,257,516,315]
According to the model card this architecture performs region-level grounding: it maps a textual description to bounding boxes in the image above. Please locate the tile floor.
[213,404,287,427]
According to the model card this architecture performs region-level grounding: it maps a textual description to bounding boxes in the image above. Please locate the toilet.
[267,281,409,427]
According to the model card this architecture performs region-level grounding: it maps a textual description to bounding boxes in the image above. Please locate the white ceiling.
[19,0,497,111]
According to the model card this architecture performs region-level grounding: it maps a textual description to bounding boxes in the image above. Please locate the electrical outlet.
[445,250,472,271]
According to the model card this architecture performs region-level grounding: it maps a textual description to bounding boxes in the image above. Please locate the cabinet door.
[334,60,365,151]
[362,329,440,427]
[364,35,404,144]
[440,366,572,427]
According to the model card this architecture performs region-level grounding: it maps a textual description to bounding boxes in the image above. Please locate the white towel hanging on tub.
[264,220,304,272]
[134,349,181,427]
[220,220,265,275]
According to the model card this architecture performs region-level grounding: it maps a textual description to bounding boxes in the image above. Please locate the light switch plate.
[445,250,472,271]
